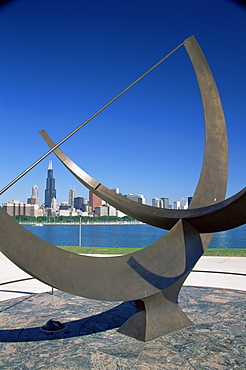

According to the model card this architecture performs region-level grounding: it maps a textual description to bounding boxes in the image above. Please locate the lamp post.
[78,215,82,247]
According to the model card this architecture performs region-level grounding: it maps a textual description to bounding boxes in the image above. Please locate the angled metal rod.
[0,40,185,195]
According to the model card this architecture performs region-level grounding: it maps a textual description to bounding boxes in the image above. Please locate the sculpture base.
[118,277,194,341]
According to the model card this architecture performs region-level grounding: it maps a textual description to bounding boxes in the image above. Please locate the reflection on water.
[209,225,246,249]
[23,223,246,249]
[213,231,231,249]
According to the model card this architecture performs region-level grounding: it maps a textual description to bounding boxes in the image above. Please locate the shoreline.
[58,246,246,256]
[20,221,144,225]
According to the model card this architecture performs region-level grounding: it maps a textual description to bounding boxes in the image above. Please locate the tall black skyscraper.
[45,161,56,208]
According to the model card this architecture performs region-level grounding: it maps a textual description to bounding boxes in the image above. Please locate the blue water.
[23,223,246,249]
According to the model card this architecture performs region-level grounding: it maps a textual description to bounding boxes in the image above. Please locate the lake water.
[23,223,246,249]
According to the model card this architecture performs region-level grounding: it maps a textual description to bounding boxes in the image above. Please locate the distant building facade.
[2,199,41,217]
[152,197,169,208]
[174,198,188,210]
[89,191,102,211]
[161,197,169,209]
[188,196,192,206]
[94,205,109,216]
[59,202,70,210]
[27,185,40,205]
[180,197,188,209]
[74,197,90,212]
[45,161,56,208]
[173,201,180,210]
[68,188,77,207]
[124,194,145,204]
[152,198,160,207]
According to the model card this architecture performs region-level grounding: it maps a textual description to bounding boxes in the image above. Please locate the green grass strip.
[203,248,246,257]
[57,246,246,257]
[57,246,142,254]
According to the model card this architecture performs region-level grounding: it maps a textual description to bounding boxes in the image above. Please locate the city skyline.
[0,1,245,207]
[2,159,189,210]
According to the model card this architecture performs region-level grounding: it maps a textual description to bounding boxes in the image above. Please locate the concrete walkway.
[0,252,52,302]
[184,256,246,291]
[0,252,245,302]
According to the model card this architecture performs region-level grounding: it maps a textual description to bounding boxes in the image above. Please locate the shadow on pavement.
[0,301,136,343]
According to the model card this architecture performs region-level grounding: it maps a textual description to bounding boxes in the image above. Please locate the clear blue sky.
[0,0,245,207]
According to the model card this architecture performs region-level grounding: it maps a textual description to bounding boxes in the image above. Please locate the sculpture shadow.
[0,301,135,343]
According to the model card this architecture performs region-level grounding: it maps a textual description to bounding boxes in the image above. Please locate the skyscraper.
[152,198,160,207]
[124,194,145,204]
[27,185,40,205]
[74,197,88,211]
[68,188,77,207]
[89,191,102,211]
[188,197,193,206]
[180,197,188,209]
[160,197,169,209]
[45,161,56,208]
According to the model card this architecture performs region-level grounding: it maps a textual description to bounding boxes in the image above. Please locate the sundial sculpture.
[0,36,245,341]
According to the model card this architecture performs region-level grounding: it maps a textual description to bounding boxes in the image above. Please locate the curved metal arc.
[39,129,180,230]
[187,187,246,232]
[1,36,235,305]
[0,207,202,301]
[40,130,245,233]
[183,36,228,250]
[0,36,240,341]
[184,36,228,208]
[38,35,228,237]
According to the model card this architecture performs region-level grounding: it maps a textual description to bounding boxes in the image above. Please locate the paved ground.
[0,253,245,369]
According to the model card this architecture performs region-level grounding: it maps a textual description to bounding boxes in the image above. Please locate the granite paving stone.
[0,286,245,369]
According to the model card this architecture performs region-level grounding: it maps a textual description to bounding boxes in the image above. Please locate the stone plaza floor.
[1,252,245,369]
[0,286,245,369]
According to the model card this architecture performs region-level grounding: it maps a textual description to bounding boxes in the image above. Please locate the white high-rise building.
[125,194,145,204]
[180,197,188,209]
[2,200,42,217]
[152,198,160,207]
[51,197,57,210]
[111,188,120,194]
[68,188,77,207]
[152,197,169,208]
[174,201,180,210]
[27,185,40,205]
[108,205,117,216]
[161,197,169,209]
[95,205,109,216]
[173,198,188,210]
[138,194,145,204]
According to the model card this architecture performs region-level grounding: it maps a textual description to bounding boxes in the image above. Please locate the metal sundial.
[0,36,245,341]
